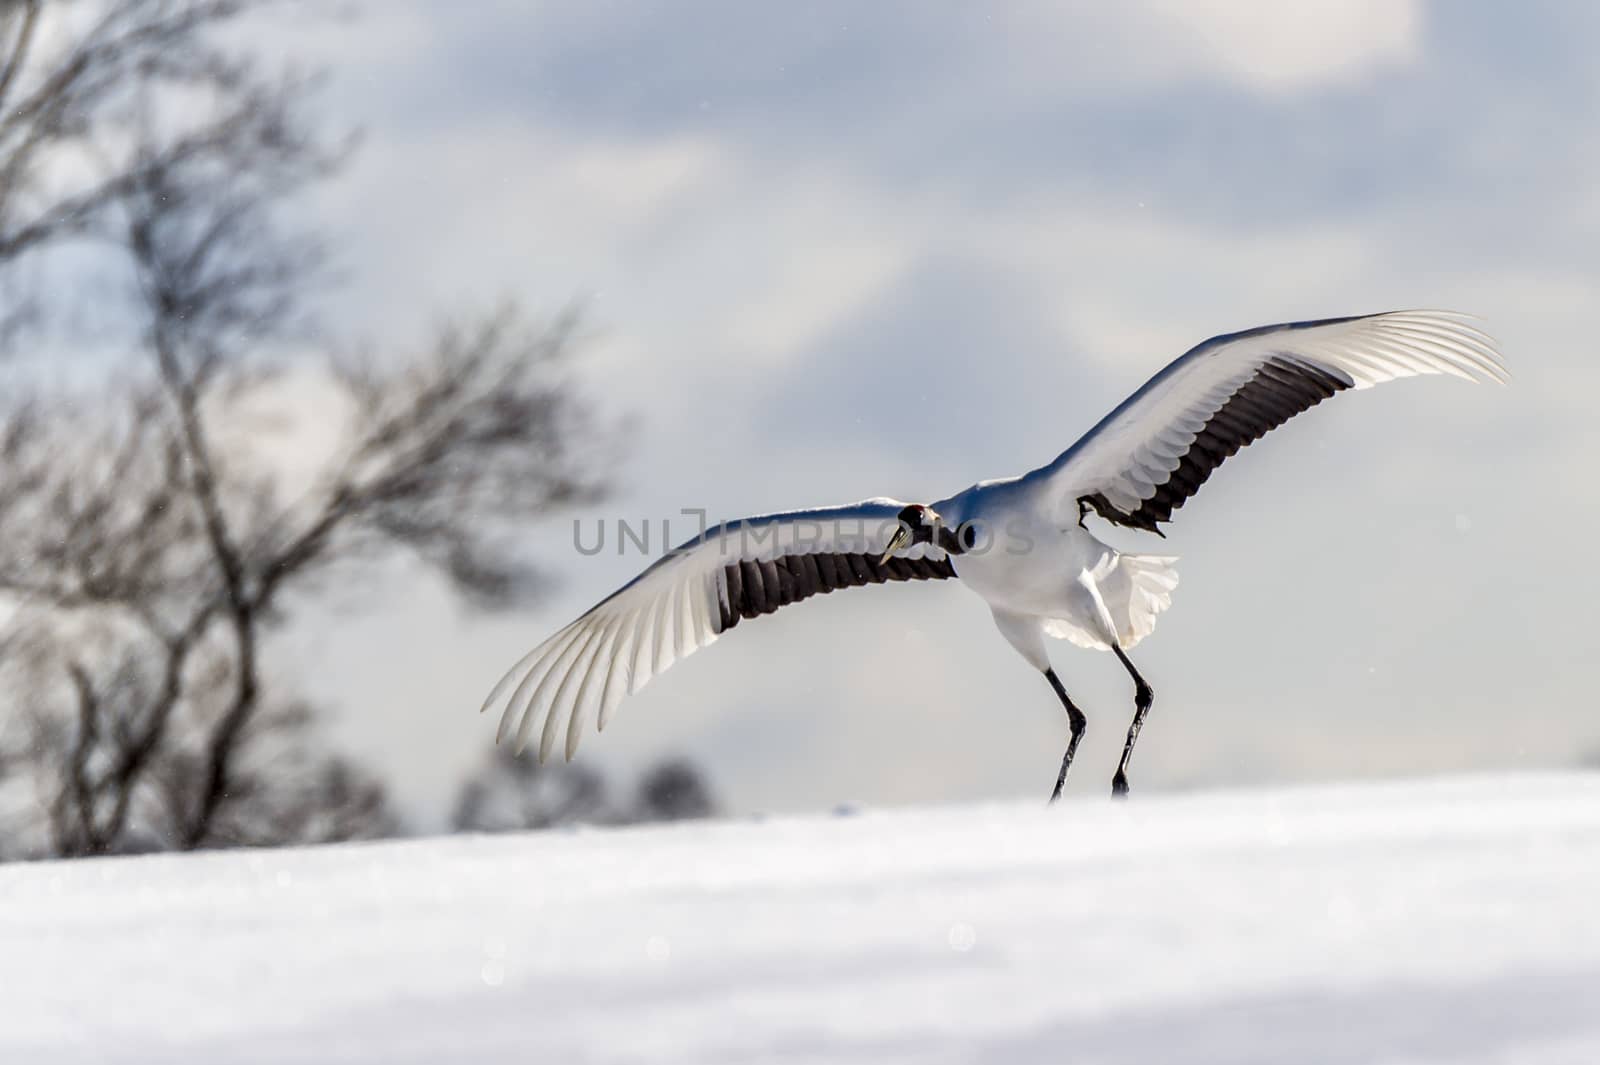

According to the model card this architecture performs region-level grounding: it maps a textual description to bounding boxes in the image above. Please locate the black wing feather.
[1080,354,1351,533]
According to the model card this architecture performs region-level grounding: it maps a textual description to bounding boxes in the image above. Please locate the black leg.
[1110,646,1154,798]
[1044,668,1087,804]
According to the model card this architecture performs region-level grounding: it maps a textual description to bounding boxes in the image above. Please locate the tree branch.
[0,2,41,115]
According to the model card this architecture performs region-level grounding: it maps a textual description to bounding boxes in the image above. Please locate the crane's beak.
[878,525,910,566]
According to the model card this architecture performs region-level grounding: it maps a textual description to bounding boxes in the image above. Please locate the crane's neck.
[933,522,966,555]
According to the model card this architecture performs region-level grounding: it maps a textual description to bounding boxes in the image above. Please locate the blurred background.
[0,0,1593,858]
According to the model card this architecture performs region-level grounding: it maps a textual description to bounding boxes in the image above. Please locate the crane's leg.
[1110,646,1154,798]
[1044,668,1087,803]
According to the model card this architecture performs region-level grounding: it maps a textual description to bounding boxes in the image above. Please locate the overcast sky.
[261,1,1598,825]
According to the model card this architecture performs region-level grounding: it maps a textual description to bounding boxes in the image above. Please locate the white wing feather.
[1024,310,1507,521]
[482,500,944,762]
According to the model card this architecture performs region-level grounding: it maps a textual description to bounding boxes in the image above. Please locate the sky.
[253,1,1599,826]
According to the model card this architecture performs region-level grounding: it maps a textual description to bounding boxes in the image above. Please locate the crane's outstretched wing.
[482,500,955,762]
[1023,311,1507,533]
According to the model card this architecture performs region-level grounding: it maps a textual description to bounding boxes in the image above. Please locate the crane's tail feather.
[1044,553,1179,651]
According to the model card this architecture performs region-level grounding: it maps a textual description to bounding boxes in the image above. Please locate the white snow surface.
[6,773,1600,1064]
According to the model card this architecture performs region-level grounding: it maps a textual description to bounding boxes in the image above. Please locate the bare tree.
[634,758,718,823]
[451,751,720,834]
[0,1,607,857]
[452,749,620,834]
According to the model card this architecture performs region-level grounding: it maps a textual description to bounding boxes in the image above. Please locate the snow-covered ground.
[5,774,1600,1064]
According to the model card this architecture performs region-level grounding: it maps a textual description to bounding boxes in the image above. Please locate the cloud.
[1126,1,1421,91]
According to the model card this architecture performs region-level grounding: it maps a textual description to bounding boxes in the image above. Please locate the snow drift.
[5,773,1600,1064]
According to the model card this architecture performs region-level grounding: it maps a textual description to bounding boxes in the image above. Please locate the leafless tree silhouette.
[0,1,606,858]
[633,758,718,823]
[452,749,620,833]
[452,750,719,834]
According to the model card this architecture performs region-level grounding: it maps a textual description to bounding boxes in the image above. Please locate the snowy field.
[5,774,1600,1064]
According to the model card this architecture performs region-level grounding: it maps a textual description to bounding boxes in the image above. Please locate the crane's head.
[879,503,945,564]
